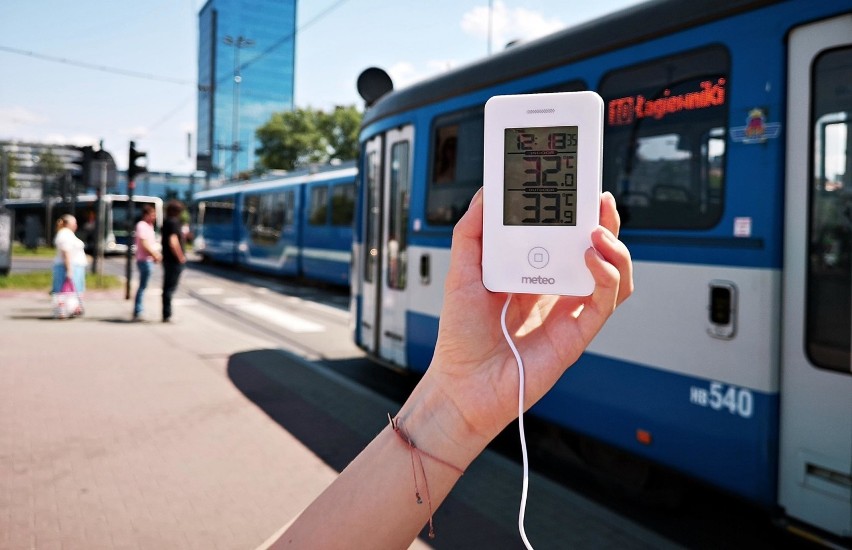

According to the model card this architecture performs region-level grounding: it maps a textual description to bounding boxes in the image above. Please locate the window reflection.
[806,46,852,373]
[601,47,729,229]
[388,142,410,290]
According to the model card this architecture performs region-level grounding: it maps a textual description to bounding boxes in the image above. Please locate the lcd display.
[503,126,578,225]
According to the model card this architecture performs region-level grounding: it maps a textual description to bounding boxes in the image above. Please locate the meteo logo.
[522,275,556,285]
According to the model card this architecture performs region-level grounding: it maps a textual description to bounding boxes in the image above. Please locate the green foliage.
[85,273,123,290]
[39,149,66,197]
[0,270,122,290]
[39,149,64,176]
[321,106,362,162]
[2,150,19,195]
[0,270,54,288]
[12,243,54,257]
[255,105,362,171]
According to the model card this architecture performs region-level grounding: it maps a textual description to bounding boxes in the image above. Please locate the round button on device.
[528,247,550,269]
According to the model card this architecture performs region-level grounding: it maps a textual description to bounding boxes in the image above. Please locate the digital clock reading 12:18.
[503,125,578,226]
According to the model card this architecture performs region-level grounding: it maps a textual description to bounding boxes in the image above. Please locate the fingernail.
[596,226,615,241]
[468,187,483,210]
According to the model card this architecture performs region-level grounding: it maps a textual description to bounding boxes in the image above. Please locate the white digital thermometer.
[482,91,604,296]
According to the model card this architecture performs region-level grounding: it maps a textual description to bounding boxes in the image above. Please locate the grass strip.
[0,271,122,290]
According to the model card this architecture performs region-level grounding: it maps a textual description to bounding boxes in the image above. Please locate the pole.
[71,178,77,218]
[231,43,240,180]
[125,144,136,301]
[487,0,493,56]
[0,149,7,206]
[92,161,107,276]
[67,173,76,217]
[224,35,253,181]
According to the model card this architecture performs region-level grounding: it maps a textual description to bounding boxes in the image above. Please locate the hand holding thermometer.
[482,91,604,296]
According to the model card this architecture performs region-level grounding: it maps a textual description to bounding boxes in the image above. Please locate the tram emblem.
[731,108,782,144]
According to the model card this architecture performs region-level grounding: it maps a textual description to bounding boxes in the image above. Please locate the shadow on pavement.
[99,317,151,324]
[227,348,514,550]
[227,348,374,472]
[8,313,60,321]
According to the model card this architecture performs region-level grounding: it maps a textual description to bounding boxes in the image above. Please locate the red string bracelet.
[388,414,465,539]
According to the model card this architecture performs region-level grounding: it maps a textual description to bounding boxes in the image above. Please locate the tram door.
[359,135,382,354]
[779,15,852,538]
[359,127,414,367]
[378,127,414,366]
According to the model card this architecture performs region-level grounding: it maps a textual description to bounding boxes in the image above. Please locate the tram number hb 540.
[690,382,754,418]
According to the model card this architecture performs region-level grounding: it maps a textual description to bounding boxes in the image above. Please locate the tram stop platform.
[0,282,681,550]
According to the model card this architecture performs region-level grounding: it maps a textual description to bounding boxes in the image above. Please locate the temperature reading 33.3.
[504,126,578,225]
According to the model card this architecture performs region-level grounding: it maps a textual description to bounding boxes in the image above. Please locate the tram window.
[331,183,355,226]
[309,185,329,225]
[246,192,289,245]
[243,195,258,228]
[600,46,729,229]
[364,150,380,283]
[388,141,410,290]
[111,201,131,238]
[283,190,295,229]
[200,199,234,225]
[427,108,484,225]
[806,46,852,374]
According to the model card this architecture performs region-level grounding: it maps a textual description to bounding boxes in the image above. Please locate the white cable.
[500,294,535,550]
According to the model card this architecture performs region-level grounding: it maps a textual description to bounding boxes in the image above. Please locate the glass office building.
[197,0,296,181]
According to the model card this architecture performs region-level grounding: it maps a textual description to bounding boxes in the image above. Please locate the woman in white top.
[52,214,88,295]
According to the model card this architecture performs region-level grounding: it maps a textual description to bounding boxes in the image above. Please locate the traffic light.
[72,145,94,190]
[127,141,147,188]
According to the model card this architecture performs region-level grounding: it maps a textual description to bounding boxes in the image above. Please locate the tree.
[38,149,65,198]
[320,105,361,162]
[1,149,19,199]
[255,105,362,171]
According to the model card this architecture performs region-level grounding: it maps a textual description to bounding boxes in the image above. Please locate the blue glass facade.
[197,0,296,180]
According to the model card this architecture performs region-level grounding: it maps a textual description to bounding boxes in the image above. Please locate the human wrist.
[395,372,493,471]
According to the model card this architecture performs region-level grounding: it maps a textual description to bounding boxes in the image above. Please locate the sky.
[0,0,647,174]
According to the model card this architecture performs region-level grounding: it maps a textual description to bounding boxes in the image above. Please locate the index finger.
[599,192,621,239]
[445,187,484,292]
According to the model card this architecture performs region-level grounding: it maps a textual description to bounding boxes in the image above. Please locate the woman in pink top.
[132,205,161,321]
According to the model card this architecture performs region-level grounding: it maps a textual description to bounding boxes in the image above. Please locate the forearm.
[275,373,490,549]
[142,240,160,259]
[63,250,72,275]
[168,235,185,262]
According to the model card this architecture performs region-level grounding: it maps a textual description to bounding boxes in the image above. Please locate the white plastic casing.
[482,91,604,296]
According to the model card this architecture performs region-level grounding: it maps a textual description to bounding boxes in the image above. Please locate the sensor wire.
[500,294,535,550]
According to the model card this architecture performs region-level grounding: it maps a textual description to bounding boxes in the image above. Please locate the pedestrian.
[269,190,634,549]
[161,200,187,322]
[132,204,162,321]
[51,214,88,317]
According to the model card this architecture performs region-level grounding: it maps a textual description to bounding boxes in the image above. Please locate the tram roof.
[192,161,357,200]
[361,0,780,127]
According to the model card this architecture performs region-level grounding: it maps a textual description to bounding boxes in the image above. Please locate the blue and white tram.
[193,163,356,286]
[351,0,852,542]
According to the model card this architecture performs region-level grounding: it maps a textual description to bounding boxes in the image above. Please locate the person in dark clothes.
[161,200,187,322]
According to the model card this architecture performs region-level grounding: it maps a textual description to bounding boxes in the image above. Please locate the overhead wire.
[0,45,192,86]
[237,0,350,75]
